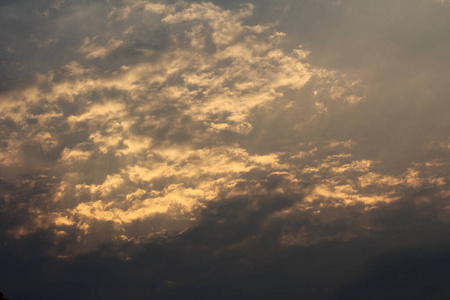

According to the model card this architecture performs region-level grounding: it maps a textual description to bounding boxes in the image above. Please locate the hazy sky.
[1,0,449,299]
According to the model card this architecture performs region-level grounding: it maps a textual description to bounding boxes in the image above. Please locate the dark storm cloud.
[2,188,450,299]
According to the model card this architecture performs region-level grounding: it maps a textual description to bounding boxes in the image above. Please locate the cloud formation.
[0,1,372,252]
[0,0,449,299]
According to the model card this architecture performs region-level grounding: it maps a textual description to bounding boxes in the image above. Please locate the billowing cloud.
[0,1,371,253]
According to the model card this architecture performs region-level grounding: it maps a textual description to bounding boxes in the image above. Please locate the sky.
[0,0,449,299]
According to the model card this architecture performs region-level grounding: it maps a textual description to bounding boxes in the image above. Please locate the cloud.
[0,1,449,298]
[0,0,375,254]
[80,37,124,59]
[424,0,450,4]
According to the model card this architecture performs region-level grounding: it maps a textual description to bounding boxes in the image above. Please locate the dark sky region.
[0,0,449,299]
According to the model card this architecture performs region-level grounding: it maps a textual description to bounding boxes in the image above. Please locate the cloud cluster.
[0,1,449,299]
[0,1,372,254]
